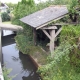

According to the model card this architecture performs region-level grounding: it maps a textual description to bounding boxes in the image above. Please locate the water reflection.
[19,52,40,80]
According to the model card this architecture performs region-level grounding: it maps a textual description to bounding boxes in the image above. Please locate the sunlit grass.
[2,21,11,24]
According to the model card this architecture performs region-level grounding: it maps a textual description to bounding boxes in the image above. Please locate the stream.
[2,30,40,80]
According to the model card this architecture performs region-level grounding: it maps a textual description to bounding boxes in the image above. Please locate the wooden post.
[41,26,62,56]
[33,28,37,45]
[0,28,2,62]
[50,29,55,56]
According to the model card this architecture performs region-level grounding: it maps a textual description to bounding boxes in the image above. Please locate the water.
[2,30,40,80]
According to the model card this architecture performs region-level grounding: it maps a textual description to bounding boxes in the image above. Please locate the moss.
[28,46,48,65]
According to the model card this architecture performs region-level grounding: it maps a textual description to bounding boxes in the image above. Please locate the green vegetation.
[12,0,80,80]
[12,0,52,54]
[6,3,17,11]
[53,0,70,5]
[3,21,11,24]
[38,25,80,80]
[68,0,80,22]
[13,0,36,54]
[3,67,14,80]
[12,0,80,55]
[60,25,80,73]
[1,12,11,22]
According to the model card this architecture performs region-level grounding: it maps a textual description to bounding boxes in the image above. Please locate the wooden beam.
[50,30,55,56]
[52,22,80,26]
[41,26,57,29]
[42,29,52,40]
[52,23,69,26]
[55,27,62,37]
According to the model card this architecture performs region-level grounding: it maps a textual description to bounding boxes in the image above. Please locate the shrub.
[1,12,11,22]
[3,66,17,80]
[60,25,80,73]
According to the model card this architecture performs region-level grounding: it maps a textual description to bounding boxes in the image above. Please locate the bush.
[1,12,11,22]
[60,25,80,72]
[3,67,13,80]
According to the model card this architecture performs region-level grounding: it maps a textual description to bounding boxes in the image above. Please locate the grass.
[2,21,11,24]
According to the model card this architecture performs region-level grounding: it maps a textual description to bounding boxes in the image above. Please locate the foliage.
[60,25,80,73]
[13,0,79,54]
[7,9,10,13]
[15,28,33,54]
[6,3,17,11]
[12,0,53,54]
[60,25,80,43]
[68,0,80,22]
[12,0,36,54]
[12,0,52,25]
[38,41,77,80]
[12,0,80,80]
[3,67,13,80]
[38,25,80,80]
[1,12,11,22]
[68,0,79,14]
[53,0,70,5]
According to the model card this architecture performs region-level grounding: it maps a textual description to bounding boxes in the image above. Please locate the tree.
[68,0,80,22]
[6,3,17,11]
[1,12,11,22]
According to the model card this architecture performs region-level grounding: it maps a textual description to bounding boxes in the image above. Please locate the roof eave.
[36,13,68,30]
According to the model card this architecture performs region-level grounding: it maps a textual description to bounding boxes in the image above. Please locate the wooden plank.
[41,26,57,29]
[0,23,23,31]
[42,29,52,40]
[52,23,69,26]
[52,22,80,26]
[55,27,62,37]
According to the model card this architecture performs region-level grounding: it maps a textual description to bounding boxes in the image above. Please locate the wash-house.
[20,5,68,54]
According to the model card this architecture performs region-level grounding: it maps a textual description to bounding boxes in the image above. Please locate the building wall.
[0,7,8,13]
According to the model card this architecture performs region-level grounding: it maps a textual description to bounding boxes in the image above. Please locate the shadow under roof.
[20,5,68,29]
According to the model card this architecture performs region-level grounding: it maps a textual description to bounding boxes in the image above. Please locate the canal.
[2,30,40,80]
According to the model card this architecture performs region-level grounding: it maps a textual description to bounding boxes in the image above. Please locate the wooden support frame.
[42,29,52,40]
[55,27,62,37]
[41,26,62,55]
[50,29,55,55]
[41,26,57,29]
